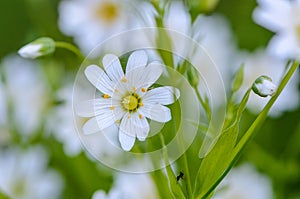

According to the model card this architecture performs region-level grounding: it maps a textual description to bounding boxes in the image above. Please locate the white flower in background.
[58,0,154,55]
[252,75,277,97]
[1,55,49,136]
[76,51,180,151]
[213,163,274,199]
[47,84,83,156]
[18,37,55,59]
[92,173,159,199]
[0,146,64,199]
[163,1,238,107]
[253,0,300,60]
[237,49,299,117]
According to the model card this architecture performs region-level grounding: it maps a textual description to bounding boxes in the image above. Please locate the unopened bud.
[18,37,55,59]
[187,66,199,87]
[252,75,277,97]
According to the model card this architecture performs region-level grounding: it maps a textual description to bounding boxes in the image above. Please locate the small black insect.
[176,171,184,182]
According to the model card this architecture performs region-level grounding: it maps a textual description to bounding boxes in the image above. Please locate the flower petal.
[126,50,148,73]
[75,98,113,117]
[139,104,171,123]
[102,54,124,83]
[84,65,114,95]
[126,61,163,92]
[143,86,180,105]
[82,112,115,135]
[119,130,136,151]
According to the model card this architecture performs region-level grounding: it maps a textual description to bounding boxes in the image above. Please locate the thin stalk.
[55,41,85,61]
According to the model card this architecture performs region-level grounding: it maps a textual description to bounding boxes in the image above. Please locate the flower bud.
[252,75,277,97]
[187,66,199,87]
[18,37,55,59]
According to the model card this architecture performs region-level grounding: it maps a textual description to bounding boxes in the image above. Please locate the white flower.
[252,75,277,97]
[253,0,300,60]
[1,55,49,136]
[18,37,55,59]
[92,173,159,199]
[162,2,238,107]
[47,84,83,156]
[213,163,274,199]
[58,0,153,55]
[76,50,180,151]
[0,146,64,199]
[237,49,299,117]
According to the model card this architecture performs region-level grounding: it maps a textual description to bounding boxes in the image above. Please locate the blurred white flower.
[163,1,238,107]
[58,0,154,55]
[47,84,83,156]
[237,49,299,117]
[92,173,159,199]
[213,163,274,199]
[253,0,300,60]
[1,55,49,136]
[76,51,180,151]
[0,146,64,199]
[18,37,55,59]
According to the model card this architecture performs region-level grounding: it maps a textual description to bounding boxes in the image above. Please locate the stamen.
[116,120,120,124]
[114,89,118,93]
[110,106,114,110]
[139,102,144,107]
[103,94,110,99]
[132,86,136,92]
[139,114,143,119]
[122,77,127,83]
[141,87,147,92]
[128,115,131,119]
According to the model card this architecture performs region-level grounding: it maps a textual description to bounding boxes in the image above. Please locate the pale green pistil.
[122,95,138,111]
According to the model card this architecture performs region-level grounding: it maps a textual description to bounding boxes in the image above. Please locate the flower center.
[94,2,119,24]
[122,95,138,111]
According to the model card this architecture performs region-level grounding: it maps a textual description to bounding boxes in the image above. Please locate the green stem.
[194,87,211,122]
[198,61,299,199]
[55,41,85,61]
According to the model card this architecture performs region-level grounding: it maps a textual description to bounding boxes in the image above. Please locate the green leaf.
[160,134,186,199]
[231,64,244,93]
[0,190,10,199]
[194,89,251,198]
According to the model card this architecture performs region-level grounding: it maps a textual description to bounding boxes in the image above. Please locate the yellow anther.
[122,77,127,83]
[139,102,144,107]
[114,89,118,93]
[103,94,110,99]
[128,115,131,119]
[132,86,137,92]
[139,114,143,119]
[110,106,115,110]
[116,120,121,124]
[141,88,147,92]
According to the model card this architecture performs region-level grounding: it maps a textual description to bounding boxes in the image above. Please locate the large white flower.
[253,0,300,60]
[0,146,64,199]
[58,0,154,55]
[76,50,180,151]
[213,163,274,199]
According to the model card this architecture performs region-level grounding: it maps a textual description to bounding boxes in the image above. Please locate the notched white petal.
[82,117,101,135]
[102,54,124,83]
[140,104,171,123]
[143,86,180,105]
[84,65,114,95]
[119,130,136,151]
[126,50,148,73]
[75,99,96,117]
